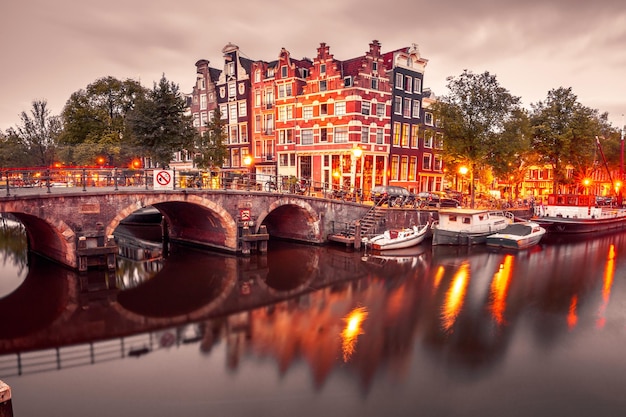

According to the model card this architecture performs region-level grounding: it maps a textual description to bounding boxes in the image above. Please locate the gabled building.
[383,44,443,194]
[215,43,255,176]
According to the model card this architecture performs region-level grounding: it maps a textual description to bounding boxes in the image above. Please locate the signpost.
[153,170,174,190]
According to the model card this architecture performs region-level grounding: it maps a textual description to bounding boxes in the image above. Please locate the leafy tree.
[128,75,197,168]
[0,130,32,167]
[59,76,146,166]
[7,100,61,167]
[432,70,521,207]
[194,108,228,171]
[530,87,608,193]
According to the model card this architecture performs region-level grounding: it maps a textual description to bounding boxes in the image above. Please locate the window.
[229,104,237,121]
[376,128,384,144]
[371,78,378,90]
[361,101,370,116]
[320,127,328,142]
[278,129,294,144]
[197,77,205,90]
[403,98,411,118]
[265,89,274,109]
[434,155,443,171]
[412,100,421,118]
[361,126,369,143]
[435,132,444,149]
[424,130,433,148]
[301,129,314,145]
[238,102,247,118]
[321,103,328,115]
[200,112,207,127]
[395,73,403,89]
[372,61,378,72]
[334,126,348,143]
[425,112,433,126]
[200,94,207,110]
[240,124,248,143]
[393,122,401,146]
[254,70,261,83]
[281,65,288,78]
[376,103,385,117]
[413,77,422,93]
[229,125,238,144]
[320,63,326,74]
[423,153,432,170]
[280,154,289,167]
[400,156,408,180]
[344,76,352,87]
[409,157,417,181]
[278,106,286,122]
[394,97,402,114]
[411,125,419,148]
[319,80,327,91]
[303,106,313,119]
[405,76,412,92]
[335,101,346,116]
[391,155,399,180]
[255,115,261,132]
[264,114,274,134]
[401,123,409,147]
[220,104,228,119]
[255,90,261,107]
[228,83,236,98]
[227,62,235,76]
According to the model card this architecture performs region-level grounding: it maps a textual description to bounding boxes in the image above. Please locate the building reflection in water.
[2,219,626,406]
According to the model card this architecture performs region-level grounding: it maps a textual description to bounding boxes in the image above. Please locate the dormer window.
[281,65,288,78]
[320,63,326,74]
[344,76,353,87]
[372,62,378,72]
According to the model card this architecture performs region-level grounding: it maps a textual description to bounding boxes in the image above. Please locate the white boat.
[486,221,546,250]
[365,224,429,251]
[431,208,514,246]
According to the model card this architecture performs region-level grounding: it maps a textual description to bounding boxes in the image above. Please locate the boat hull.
[432,229,494,246]
[368,225,428,251]
[533,216,626,234]
[486,234,544,249]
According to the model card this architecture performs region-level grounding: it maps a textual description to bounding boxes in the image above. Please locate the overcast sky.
[1,0,625,131]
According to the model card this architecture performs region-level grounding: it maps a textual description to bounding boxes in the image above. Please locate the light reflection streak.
[433,265,445,293]
[489,255,514,326]
[441,262,469,333]
[568,295,578,330]
[341,306,368,362]
[596,244,616,329]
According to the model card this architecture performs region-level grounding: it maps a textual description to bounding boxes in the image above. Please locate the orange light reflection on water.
[341,306,368,362]
[596,244,616,329]
[568,295,578,330]
[489,255,514,326]
[441,262,469,333]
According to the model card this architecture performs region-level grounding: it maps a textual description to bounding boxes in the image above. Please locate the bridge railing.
[2,167,370,203]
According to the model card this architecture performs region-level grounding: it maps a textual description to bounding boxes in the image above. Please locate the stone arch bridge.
[0,188,372,271]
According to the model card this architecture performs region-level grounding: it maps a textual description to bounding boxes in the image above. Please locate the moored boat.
[486,221,546,249]
[365,224,429,251]
[533,194,626,234]
[431,208,514,246]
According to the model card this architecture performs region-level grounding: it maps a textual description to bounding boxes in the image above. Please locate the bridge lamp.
[459,166,468,194]
[132,159,141,169]
[583,178,591,195]
[350,146,363,195]
[97,157,105,166]
[243,155,253,190]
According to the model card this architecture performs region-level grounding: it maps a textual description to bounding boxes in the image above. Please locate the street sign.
[154,170,174,190]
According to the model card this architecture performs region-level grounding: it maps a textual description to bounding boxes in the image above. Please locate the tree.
[530,87,608,193]
[0,130,32,167]
[8,100,62,167]
[432,70,521,207]
[194,108,228,171]
[128,75,197,168]
[59,76,146,166]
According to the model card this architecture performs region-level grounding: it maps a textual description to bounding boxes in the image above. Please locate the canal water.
[1,217,626,417]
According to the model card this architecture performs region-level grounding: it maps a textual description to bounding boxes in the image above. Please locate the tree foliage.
[6,100,62,167]
[194,108,228,170]
[59,76,146,166]
[127,75,197,168]
[530,87,609,193]
[432,70,522,206]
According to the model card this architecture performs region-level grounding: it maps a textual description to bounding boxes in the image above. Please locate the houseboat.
[533,194,626,234]
[431,208,514,246]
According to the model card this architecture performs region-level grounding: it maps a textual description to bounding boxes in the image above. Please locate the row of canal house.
[183,40,444,196]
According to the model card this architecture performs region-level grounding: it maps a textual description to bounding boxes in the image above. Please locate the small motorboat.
[486,221,546,250]
[365,224,429,251]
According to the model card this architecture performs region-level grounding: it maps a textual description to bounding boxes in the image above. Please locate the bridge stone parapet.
[0,188,370,270]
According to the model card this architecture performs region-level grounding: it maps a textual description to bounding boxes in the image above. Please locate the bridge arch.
[256,197,322,244]
[107,194,239,253]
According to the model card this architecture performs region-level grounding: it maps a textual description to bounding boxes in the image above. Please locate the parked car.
[417,191,461,208]
[370,186,414,207]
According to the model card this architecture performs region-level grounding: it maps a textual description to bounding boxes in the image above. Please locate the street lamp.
[459,166,468,203]
[243,154,253,190]
[350,146,363,200]
[583,178,591,195]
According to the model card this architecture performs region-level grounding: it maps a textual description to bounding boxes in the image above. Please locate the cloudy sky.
[1,0,625,131]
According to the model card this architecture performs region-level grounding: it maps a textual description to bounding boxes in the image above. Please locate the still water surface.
[1,220,626,417]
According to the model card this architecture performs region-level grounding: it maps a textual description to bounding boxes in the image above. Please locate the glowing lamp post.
[350,146,363,201]
[583,178,591,195]
[243,155,252,190]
